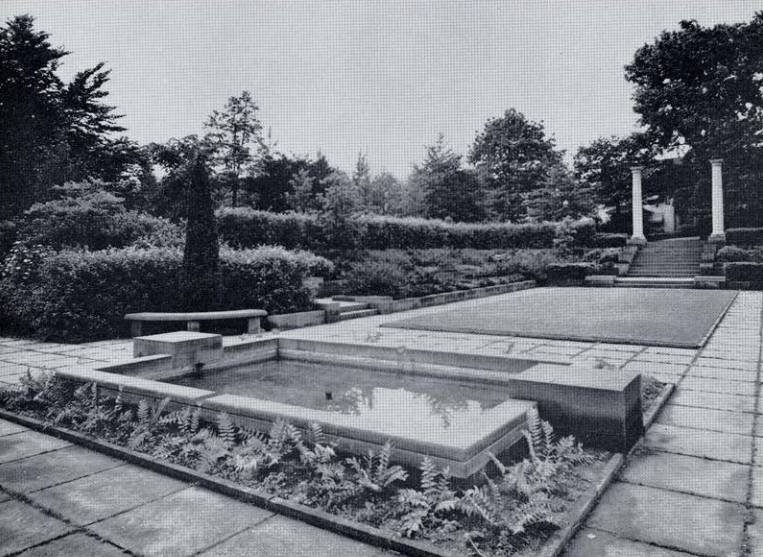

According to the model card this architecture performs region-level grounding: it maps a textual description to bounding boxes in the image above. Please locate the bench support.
[186,321,201,332]
[131,322,143,338]
[247,317,261,334]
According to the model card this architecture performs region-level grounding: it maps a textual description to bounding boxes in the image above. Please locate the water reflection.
[173,360,507,437]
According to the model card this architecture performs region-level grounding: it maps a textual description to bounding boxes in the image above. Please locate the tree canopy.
[0,15,138,219]
[469,109,566,222]
[411,134,486,222]
[625,13,763,227]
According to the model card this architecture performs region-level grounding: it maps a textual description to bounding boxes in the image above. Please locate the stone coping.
[54,367,214,403]
[517,363,640,392]
[205,393,535,463]
[277,337,544,372]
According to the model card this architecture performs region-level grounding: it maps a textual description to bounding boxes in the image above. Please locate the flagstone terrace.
[0,288,761,556]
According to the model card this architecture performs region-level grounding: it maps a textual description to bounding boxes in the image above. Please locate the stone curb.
[537,453,624,557]
[0,407,623,557]
[643,383,676,430]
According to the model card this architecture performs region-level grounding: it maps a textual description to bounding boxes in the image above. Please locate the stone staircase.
[613,237,710,289]
[315,299,380,322]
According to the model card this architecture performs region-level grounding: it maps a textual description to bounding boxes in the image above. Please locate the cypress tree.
[181,153,221,311]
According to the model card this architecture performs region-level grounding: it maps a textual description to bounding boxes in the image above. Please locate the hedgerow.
[0,245,332,342]
[216,208,598,251]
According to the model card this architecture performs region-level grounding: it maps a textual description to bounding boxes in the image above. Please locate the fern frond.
[137,399,150,425]
[190,406,201,433]
[217,412,236,446]
[420,457,438,495]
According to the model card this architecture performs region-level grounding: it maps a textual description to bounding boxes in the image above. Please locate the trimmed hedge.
[726,228,763,246]
[216,208,598,251]
[724,262,763,282]
[0,245,331,342]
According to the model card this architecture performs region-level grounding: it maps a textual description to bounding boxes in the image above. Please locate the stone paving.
[0,288,762,556]
[0,423,387,556]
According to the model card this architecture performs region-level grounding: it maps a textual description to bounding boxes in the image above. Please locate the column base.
[627,236,647,246]
[707,233,726,244]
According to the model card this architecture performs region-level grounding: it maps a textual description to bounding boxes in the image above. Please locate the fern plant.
[127,397,171,450]
[347,441,408,495]
[456,409,594,553]
[396,457,459,538]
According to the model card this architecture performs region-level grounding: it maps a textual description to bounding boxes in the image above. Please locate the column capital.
[710,158,723,166]
[630,166,645,173]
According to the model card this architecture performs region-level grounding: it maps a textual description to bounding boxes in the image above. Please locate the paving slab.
[90,486,273,557]
[586,482,745,557]
[679,376,757,397]
[693,358,758,372]
[686,365,758,383]
[31,465,187,525]
[0,445,124,494]
[634,353,695,365]
[748,509,763,556]
[752,467,763,509]
[564,527,695,557]
[656,405,755,437]
[0,431,71,465]
[198,513,387,557]
[0,500,73,556]
[645,424,753,464]
[668,390,758,414]
[19,533,128,557]
[701,350,759,363]
[0,420,26,437]
[622,361,687,376]
[620,450,749,503]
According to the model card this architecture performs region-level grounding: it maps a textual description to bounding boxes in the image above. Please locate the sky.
[2,0,760,178]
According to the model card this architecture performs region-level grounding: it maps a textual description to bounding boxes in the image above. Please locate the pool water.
[171,359,512,434]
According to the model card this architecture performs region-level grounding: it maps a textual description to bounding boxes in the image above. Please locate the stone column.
[628,166,646,245]
[708,159,725,243]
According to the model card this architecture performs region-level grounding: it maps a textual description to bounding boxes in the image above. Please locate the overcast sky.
[2,0,760,178]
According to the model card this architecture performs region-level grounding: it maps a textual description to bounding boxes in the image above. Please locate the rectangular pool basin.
[168,359,535,477]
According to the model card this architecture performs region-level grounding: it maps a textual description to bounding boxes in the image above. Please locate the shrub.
[18,192,180,250]
[344,260,409,298]
[716,245,752,263]
[590,233,628,248]
[0,246,330,342]
[546,263,597,285]
[216,208,599,251]
[726,228,763,246]
[724,262,763,283]
[0,220,16,263]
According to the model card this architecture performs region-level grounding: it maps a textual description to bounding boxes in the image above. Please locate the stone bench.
[125,309,267,337]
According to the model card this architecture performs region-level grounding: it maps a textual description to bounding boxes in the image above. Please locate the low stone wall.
[364,280,535,314]
[267,310,326,330]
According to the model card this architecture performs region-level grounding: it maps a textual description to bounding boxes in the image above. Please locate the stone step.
[334,309,379,321]
[614,277,695,289]
[627,272,698,277]
[336,302,371,313]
